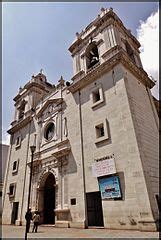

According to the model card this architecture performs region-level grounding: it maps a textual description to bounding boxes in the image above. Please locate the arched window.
[125,41,136,64]
[85,41,99,70]
[18,100,26,120]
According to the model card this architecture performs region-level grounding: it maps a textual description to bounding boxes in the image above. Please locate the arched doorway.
[38,172,56,224]
[43,173,55,224]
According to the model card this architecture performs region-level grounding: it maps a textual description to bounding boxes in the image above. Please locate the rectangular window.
[9,183,16,198]
[93,89,101,103]
[12,160,19,174]
[15,135,21,149]
[16,137,20,146]
[95,119,109,143]
[13,162,17,171]
[96,124,105,138]
[71,198,76,205]
[90,84,104,108]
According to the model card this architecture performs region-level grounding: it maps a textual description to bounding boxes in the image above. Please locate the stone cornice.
[101,45,120,59]
[120,50,155,88]
[54,139,69,148]
[68,50,155,93]
[37,139,70,159]
[52,147,71,159]
[7,115,32,134]
[71,70,85,82]
[27,159,42,167]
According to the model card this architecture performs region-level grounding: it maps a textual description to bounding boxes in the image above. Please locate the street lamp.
[25,134,36,240]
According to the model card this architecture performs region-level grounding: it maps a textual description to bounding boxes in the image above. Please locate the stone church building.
[2,8,159,231]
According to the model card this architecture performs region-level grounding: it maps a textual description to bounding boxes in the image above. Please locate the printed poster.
[98,175,121,199]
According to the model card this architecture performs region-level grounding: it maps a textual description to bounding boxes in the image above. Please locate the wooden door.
[86,191,104,227]
[11,202,19,224]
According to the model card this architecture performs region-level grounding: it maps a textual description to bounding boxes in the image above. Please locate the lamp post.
[25,135,36,240]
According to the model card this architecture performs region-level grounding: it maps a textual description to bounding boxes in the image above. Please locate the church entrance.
[43,173,55,224]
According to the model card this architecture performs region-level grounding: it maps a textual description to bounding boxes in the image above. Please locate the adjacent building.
[2,8,159,231]
[0,144,9,215]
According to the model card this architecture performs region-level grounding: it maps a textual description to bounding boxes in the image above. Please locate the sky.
[2,2,159,145]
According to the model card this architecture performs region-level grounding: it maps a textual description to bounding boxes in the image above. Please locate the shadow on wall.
[117,171,125,201]
[67,152,77,174]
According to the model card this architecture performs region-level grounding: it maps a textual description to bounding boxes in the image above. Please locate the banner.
[92,158,116,177]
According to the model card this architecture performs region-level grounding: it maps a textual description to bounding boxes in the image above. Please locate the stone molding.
[7,115,32,134]
[37,165,58,189]
[68,49,154,93]
[101,45,120,59]
[71,70,85,82]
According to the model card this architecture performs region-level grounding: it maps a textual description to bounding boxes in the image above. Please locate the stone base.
[55,220,69,228]
[55,208,70,221]
[138,220,157,232]
[15,220,21,226]
[69,221,85,229]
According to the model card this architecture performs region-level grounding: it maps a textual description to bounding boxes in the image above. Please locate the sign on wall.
[98,175,121,199]
[92,158,116,177]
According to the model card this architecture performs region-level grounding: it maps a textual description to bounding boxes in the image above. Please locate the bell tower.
[68,8,158,231]
[69,7,143,82]
[10,71,53,128]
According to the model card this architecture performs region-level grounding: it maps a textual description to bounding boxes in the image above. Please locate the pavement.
[2,224,159,239]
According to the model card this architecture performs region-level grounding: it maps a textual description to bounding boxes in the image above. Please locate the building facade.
[0,144,9,216]
[2,8,159,231]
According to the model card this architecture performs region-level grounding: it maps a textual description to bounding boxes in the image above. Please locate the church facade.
[2,8,159,231]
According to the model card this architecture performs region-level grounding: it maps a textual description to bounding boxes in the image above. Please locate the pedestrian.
[32,211,40,233]
[25,208,32,233]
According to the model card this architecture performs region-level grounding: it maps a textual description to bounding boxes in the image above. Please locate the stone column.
[57,160,62,209]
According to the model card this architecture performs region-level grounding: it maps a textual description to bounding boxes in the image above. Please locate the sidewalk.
[2,224,159,239]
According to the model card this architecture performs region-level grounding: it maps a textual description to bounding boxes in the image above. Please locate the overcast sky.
[2,2,159,144]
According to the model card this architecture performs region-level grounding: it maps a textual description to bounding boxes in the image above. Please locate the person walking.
[32,211,40,233]
[25,208,32,233]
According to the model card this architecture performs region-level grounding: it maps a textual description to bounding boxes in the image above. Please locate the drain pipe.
[78,90,88,228]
